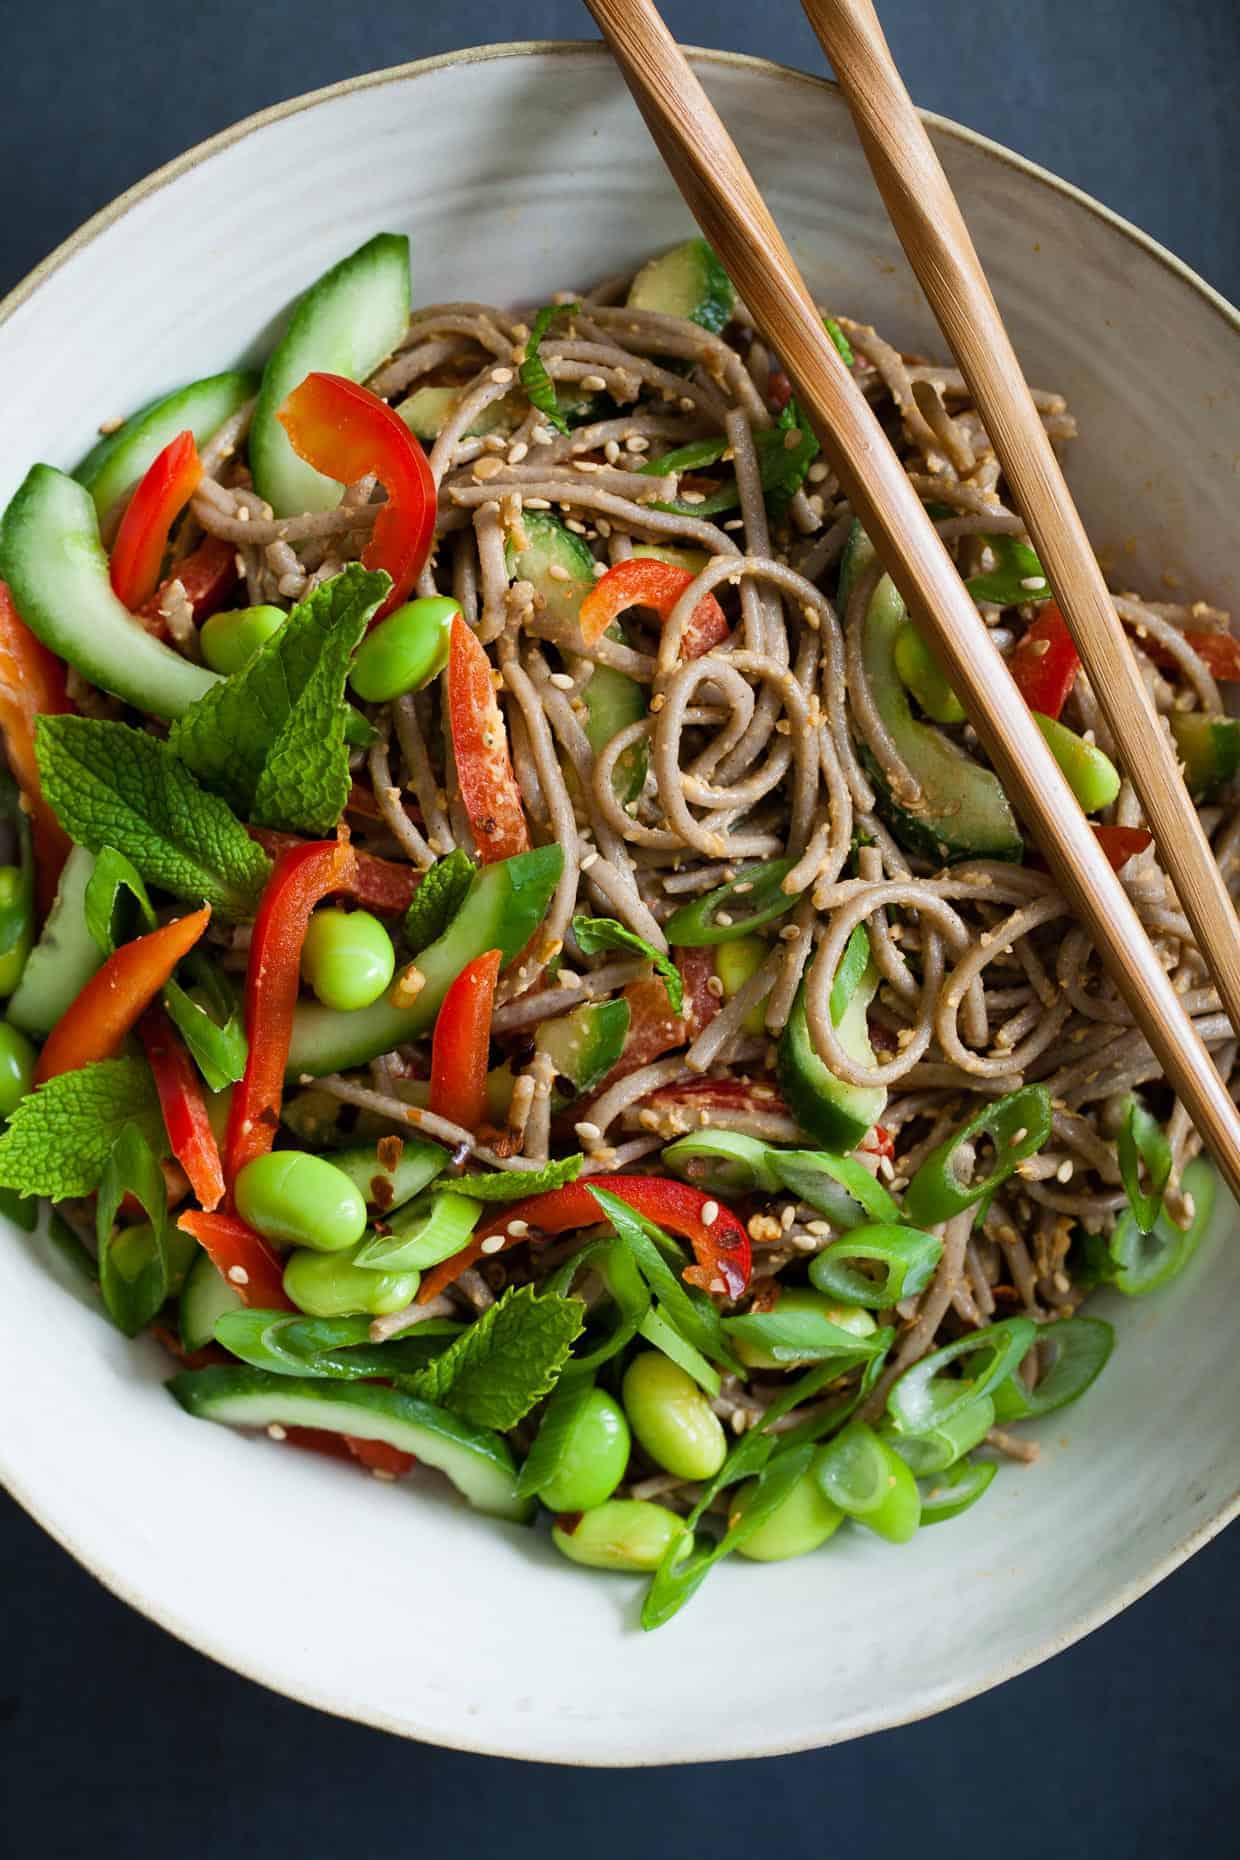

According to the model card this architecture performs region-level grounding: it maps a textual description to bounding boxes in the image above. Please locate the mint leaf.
[404,848,476,954]
[0,1057,166,1199]
[457,1155,584,1201]
[97,1122,170,1337]
[519,302,580,436]
[84,846,156,955]
[754,398,819,520]
[35,717,270,920]
[407,1283,584,1431]
[169,564,389,835]
[572,913,684,1015]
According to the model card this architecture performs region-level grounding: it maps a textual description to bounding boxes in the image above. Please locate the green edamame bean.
[731,1286,876,1370]
[0,1021,35,1118]
[540,1389,631,1513]
[622,1351,727,1481]
[732,1469,844,1561]
[235,1150,367,1253]
[349,596,460,702]
[551,1498,690,1572]
[0,865,33,997]
[200,604,287,675]
[300,908,396,1011]
[1032,712,1121,813]
[283,1246,419,1318]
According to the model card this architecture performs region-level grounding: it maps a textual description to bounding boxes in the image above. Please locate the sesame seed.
[591,561,608,577]
[706,973,725,997]
[473,455,505,480]
[1055,1159,1075,1183]
[573,459,601,474]
[1020,576,1048,590]
[733,881,753,894]
[507,441,529,465]
[525,496,552,509]
[779,923,802,941]
[548,670,575,691]
[490,366,514,384]
[807,461,829,483]
[783,428,803,451]
[649,692,666,712]
[678,397,696,413]
[806,1220,832,1237]
[626,435,650,452]
[547,563,572,582]
[581,374,608,392]
[580,850,599,871]
[575,1120,603,1143]
[701,1200,720,1226]
[480,1234,508,1255]
[679,490,705,505]
[780,1204,796,1230]
[267,1424,287,1440]
[715,910,734,926]
[227,1265,250,1286]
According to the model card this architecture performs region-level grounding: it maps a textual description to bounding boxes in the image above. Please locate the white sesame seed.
[701,1200,720,1226]
[575,1120,603,1143]
[548,670,575,690]
[807,461,829,483]
[506,441,529,465]
[472,455,505,481]
[490,366,514,384]
[715,910,734,927]
[525,496,552,509]
[547,563,571,582]
[706,973,725,997]
[227,1265,250,1286]
[1055,1159,1075,1183]
[626,435,650,452]
[1020,576,1048,591]
[267,1423,287,1440]
[591,561,608,577]
[480,1234,508,1254]
[580,850,599,870]
[581,374,608,392]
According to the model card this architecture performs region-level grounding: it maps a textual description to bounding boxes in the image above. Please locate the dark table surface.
[2,1,1238,1852]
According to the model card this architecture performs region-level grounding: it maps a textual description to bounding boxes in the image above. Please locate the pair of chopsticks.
[584,0,1240,1199]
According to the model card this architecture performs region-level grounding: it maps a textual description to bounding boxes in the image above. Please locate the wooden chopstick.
[584,0,1240,1201]
[800,0,1240,1032]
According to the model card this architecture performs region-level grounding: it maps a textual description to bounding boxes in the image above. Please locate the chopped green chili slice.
[886,1315,1037,1436]
[918,1454,998,1524]
[96,1122,171,1337]
[990,1315,1114,1423]
[1117,1096,1173,1234]
[663,857,802,945]
[903,1084,1052,1226]
[809,1221,942,1307]
[767,1147,900,1228]
[1109,1156,1216,1297]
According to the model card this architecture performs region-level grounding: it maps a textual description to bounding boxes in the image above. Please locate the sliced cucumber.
[75,371,257,517]
[631,543,710,575]
[507,510,595,626]
[330,1138,447,1211]
[849,529,1022,862]
[1171,712,1240,801]
[777,925,887,1149]
[250,233,411,517]
[180,1249,244,1354]
[536,997,630,1096]
[396,384,517,441]
[167,1364,529,1518]
[626,238,735,334]
[0,466,217,718]
[287,843,563,1078]
[7,845,99,1037]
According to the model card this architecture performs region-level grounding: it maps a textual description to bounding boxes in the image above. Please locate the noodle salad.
[0,232,1232,1620]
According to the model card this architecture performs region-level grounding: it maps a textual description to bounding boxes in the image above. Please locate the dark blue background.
[2,2,1238,1851]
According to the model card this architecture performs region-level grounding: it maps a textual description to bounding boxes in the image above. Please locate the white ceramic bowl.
[1,42,1237,1766]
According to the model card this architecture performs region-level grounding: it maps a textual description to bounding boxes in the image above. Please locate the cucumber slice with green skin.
[75,370,258,517]
[848,529,1022,862]
[1171,712,1240,800]
[180,1248,244,1354]
[0,467,218,718]
[631,542,711,575]
[287,843,563,1078]
[626,238,735,334]
[6,845,100,1037]
[836,517,870,614]
[396,384,517,441]
[250,233,411,518]
[536,998,630,1096]
[330,1138,447,1211]
[167,1364,531,1519]
[777,925,887,1149]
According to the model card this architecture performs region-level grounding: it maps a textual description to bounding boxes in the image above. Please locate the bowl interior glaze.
[0,44,1236,1765]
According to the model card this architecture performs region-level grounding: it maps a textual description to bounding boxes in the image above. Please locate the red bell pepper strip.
[34,906,211,1084]
[637,1076,790,1123]
[344,1438,415,1477]
[429,947,501,1131]
[177,1208,292,1309]
[594,948,719,1094]
[1137,630,1240,682]
[447,614,530,864]
[1092,824,1154,871]
[138,1005,226,1212]
[0,579,74,917]
[277,372,435,619]
[109,431,204,611]
[138,534,239,638]
[247,825,415,916]
[1007,602,1080,721]
[225,838,358,1187]
[418,1174,750,1306]
[578,558,729,660]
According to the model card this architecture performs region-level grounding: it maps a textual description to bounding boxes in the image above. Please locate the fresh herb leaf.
[404,847,476,954]
[163,951,248,1091]
[0,1186,37,1233]
[587,1186,744,1376]
[456,1155,584,1201]
[84,846,156,955]
[35,717,270,920]
[754,398,820,520]
[406,1283,585,1431]
[519,303,580,436]
[169,564,389,836]
[96,1122,169,1336]
[965,536,1051,608]
[1118,1096,1173,1234]
[514,1372,595,1499]
[638,436,729,478]
[1067,1227,1122,1291]
[572,913,684,1015]
[0,1057,167,1200]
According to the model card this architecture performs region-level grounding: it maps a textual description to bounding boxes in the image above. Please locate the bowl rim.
[1,39,1237,1764]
